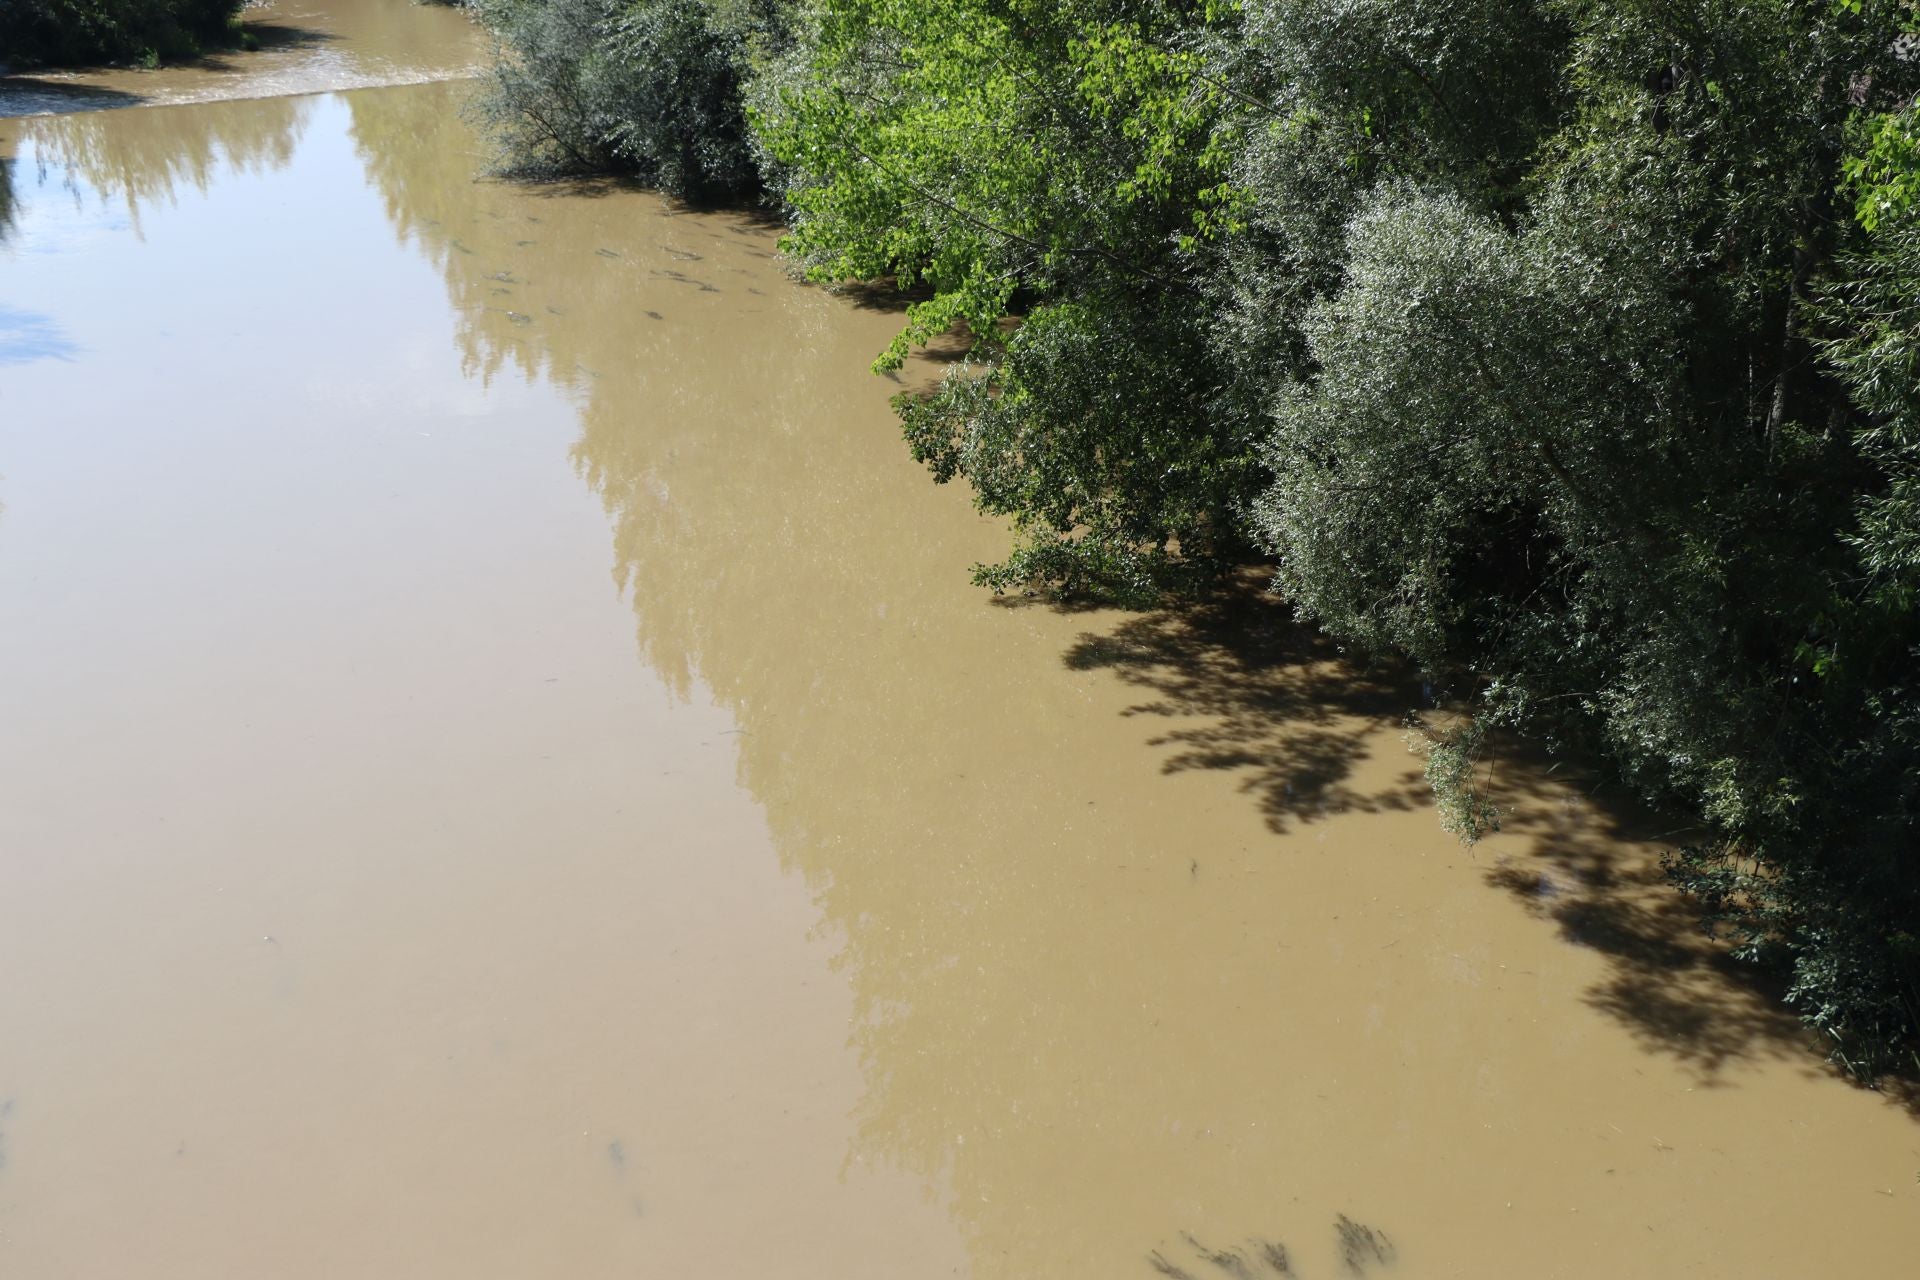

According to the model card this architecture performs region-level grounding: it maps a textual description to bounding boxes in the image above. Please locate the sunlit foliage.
[475,0,1920,1071]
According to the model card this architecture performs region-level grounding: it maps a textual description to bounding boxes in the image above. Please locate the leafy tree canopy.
[472,0,1920,1071]
[0,0,245,68]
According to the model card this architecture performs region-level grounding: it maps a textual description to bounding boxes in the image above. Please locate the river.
[1,6,1916,1278]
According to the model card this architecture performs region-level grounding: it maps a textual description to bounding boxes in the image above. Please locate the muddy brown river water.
[2,8,1918,1279]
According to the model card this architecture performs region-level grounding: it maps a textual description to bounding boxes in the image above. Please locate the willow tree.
[1243,0,1920,1065]
[467,0,1920,1068]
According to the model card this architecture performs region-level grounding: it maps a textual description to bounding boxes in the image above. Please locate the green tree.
[470,0,789,201]
[0,0,244,67]
[467,0,1920,1069]
[755,0,1259,596]
[1244,0,1920,1067]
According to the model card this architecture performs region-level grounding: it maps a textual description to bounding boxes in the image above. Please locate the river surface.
[1,9,1917,1279]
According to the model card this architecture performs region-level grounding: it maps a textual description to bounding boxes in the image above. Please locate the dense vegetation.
[474,0,1920,1075]
[470,0,787,199]
[0,0,247,68]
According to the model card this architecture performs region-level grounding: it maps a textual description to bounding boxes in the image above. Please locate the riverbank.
[0,0,483,117]
[0,0,247,73]
[3,72,1919,1277]
[463,0,1920,1072]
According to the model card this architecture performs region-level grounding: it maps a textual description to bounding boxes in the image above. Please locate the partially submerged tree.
[469,0,1920,1071]
[755,0,1260,598]
[1243,0,1920,1068]
[469,0,789,201]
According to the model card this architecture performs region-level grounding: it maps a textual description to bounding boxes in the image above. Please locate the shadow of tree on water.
[146,22,342,77]
[1060,580,1428,835]
[1472,754,1898,1097]
[0,78,147,117]
[1061,576,1920,1113]
[211,22,338,60]
[0,24,337,120]
[1460,738,1920,1112]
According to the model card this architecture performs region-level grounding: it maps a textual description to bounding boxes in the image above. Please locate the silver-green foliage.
[471,0,785,200]
[1241,0,1920,1068]
[465,0,1920,1069]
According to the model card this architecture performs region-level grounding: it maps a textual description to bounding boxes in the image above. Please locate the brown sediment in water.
[0,68,1916,1280]
[0,0,486,118]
